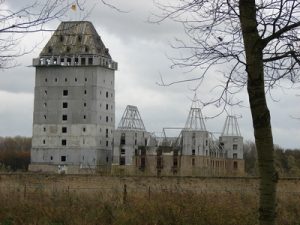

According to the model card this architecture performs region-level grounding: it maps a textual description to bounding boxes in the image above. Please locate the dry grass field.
[0,174,300,225]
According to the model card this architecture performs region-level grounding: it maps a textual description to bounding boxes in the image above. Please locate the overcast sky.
[0,0,299,149]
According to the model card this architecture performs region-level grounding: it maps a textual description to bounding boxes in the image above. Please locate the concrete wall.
[219,136,243,159]
[113,130,150,165]
[112,154,245,177]
[182,130,210,156]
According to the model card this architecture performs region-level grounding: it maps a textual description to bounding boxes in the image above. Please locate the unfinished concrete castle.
[29,21,244,175]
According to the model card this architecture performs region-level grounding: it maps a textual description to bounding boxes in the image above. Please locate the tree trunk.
[239,0,277,225]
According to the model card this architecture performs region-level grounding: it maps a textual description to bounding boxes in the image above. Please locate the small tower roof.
[40,21,111,58]
[118,105,146,131]
[221,115,241,136]
[184,94,207,131]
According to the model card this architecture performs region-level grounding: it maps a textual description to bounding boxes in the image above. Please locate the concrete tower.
[29,21,117,173]
[219,115,243,159]
[181,94,210,156]
[113,105,151,166]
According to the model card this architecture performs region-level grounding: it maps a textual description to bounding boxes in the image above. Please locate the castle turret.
[30,21,117,173]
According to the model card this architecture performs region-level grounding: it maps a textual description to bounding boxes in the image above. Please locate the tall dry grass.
[0,188,299,225]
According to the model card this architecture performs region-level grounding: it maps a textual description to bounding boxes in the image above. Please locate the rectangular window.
[120,133,125,144]
[62,127,67,133]
[62,139,67,146]
[233,144,238,150]
[106,104,108,110]
[62,114,67,121]
[63,90,68,96]
[106,91,108,98]
[120,156,125,165]
[62,102,68,108]
[106,141,109,147]
[106,116,108,122]
[173,157,178,167]
[61,156,66,162]
[233,153,237,159]
[121,149,125,154]
[234,161,238,169]
[192,158,195,166]
[192,149,195,155]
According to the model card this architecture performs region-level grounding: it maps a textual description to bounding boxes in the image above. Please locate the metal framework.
[221,115,241,136]
[117,105,146,130]
[184,94,206,131]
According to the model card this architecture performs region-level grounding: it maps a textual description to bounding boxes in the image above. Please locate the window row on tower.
[42,76,113,86]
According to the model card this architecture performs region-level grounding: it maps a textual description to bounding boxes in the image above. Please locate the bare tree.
[0,0,85,68]
[154,0,300,224]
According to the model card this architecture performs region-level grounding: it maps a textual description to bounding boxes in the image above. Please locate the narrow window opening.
[61,139,67,146]
[63,90,68,96]
[62,102,68,108]
[192,158,195,166]
[120,156,125,165]
[61,155,66,162]
[62,127,67,133]
[234,161,238,169]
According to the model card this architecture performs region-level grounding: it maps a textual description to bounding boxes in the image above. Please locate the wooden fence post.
[123,184,127,204]
[24,184,27,198]
[148,186,151,200]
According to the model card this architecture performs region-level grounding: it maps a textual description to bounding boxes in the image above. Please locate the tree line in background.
[0,136,300,176]
[0,136,31,171]
[244,141,300,177]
